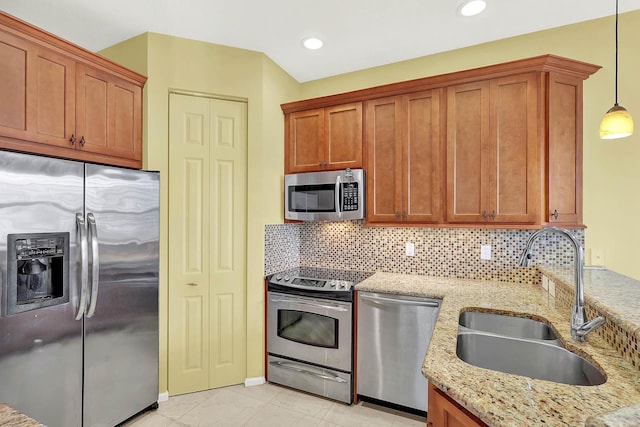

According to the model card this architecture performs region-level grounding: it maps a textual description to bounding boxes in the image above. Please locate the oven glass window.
[277,309,338,348]
[288,184,335,212]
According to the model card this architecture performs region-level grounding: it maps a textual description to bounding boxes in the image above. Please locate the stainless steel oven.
[266,267,372,404]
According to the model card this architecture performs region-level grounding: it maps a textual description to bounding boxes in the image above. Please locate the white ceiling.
[0,0,638,82]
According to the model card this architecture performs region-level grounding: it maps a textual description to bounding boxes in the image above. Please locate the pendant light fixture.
[599,0,634,139]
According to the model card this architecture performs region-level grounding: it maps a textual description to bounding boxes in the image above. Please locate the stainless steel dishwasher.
[356,291,441,414]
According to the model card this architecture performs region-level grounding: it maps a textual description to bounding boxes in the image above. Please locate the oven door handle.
[269,297,349,312]
[359,294,440,308]
[269,361,348,383]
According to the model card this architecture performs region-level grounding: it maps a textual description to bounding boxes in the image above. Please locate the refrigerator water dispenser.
[6,232,69,315]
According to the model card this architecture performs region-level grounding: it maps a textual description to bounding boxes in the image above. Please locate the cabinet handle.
[402,211,407,219]
[80,136,86,146]
[395,212,400,218]
[187,282,198,287]
[491,210,496,220]
[323,160,328,166]
[482,210,488,220]
[318,161,322,166]
[552,209,559,220]
[69,134,76,145]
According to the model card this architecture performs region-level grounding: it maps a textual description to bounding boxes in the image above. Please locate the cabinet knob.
[482,210,488,220]
[323,160,328,166]
[402,211,407,219]
[318,161,322,166]
[69,134,76,145]
[491,210,496,220]
[80,136,86,146]
[395,212,400,218]
[552,209,559,220]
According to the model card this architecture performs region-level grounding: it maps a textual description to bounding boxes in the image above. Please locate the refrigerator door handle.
[86,213,100,318]
[75,213,89,320]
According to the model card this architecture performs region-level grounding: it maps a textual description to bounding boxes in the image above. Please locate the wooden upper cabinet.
[76,64,142,162]
[286,103,362,173]
[0,11,146,168]
[447,81,490,223]
[366,96,403,223]
[0,31,75,148]
[367,90,443,224]
[283,55,600,227]
[447,73,538,225]
[547,72,583,225]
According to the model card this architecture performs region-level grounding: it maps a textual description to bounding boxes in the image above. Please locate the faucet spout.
[518,226,605,342]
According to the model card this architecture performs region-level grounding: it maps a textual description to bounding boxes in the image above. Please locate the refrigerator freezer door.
[83,164,160,427]
[0,150,84,427]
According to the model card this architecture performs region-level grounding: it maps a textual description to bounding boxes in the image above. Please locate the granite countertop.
[356,272,640,427]
[0,404,42,426]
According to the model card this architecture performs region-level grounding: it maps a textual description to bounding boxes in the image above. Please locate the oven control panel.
[269,275,353,292]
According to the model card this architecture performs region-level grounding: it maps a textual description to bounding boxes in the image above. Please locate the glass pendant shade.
[599,104,635,139]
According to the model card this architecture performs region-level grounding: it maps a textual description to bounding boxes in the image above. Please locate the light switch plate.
[481,245,491,260]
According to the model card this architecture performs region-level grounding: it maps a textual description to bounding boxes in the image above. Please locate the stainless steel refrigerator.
[0,150,160,427]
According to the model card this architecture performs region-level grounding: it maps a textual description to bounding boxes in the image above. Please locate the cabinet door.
[427,383,487,427]
[0,32,75,148]
[366,97,403,223]
[325,103,363,170]
[547,72,583,225]
[286,109,325,172]
[403,90,443,223]
[0,31,28,136]
[446,81,490,223]
[488,73,539,224]
[76,63,142,161]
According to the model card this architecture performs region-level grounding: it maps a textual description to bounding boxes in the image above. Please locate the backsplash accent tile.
[265,221,584,283]
[541,267,640,371]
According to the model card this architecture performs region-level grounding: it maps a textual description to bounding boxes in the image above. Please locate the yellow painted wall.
[298,11,640,280]
[100,33,300,393]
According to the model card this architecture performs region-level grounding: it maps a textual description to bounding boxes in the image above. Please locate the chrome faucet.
[518,226,605,341]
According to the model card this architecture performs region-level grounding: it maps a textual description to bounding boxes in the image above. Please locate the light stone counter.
[356,272,640,427]
[0,404,42,426]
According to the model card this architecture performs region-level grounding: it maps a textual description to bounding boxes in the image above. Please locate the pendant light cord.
[615,0,619,106]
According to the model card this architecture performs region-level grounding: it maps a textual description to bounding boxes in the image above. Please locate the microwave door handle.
[335,175,342,218]
[269,297,349,312]
[86,213,99,318]
[75,213,88,320]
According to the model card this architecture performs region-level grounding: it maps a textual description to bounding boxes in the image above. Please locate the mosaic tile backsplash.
[265,221,584,284]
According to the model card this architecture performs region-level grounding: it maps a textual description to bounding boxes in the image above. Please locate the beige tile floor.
[121,383,425,427]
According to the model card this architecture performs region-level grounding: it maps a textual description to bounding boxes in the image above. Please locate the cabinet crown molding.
[281,54,601,114]
[0,10,147,86]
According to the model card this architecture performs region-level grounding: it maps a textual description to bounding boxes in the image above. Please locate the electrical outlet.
[591,248,605,266]
[405,242,415,257]
[481,245,491,260]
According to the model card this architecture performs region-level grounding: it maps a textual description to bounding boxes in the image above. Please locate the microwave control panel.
[341,183,359,211]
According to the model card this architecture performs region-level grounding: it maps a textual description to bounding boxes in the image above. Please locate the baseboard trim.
[158,391,169,402]
[244,377,266,387]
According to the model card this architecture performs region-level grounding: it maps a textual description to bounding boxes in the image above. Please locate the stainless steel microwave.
[284,168,365,221]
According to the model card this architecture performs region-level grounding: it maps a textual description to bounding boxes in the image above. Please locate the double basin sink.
[456,311,606,386]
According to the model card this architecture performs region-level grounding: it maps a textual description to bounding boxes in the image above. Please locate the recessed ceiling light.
[302,37,324,50]
[458,0,487,17]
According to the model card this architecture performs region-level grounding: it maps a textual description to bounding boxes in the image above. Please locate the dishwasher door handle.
[359,294,440,308]
[269,361,348,383]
